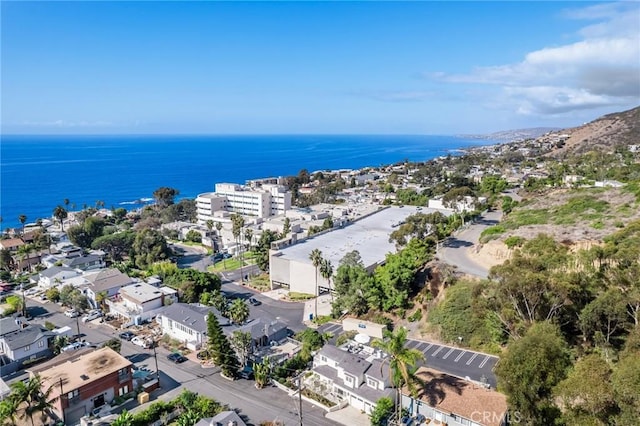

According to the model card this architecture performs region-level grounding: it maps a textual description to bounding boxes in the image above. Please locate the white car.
[82,310,103,323]
[131,336,152,349]
[64,309,79,318]
[61,341,90,352]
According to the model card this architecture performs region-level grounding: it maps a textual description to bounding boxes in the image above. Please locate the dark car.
[248,297,261,306]
[238,365,254,379]
[119,331,136,341]
[167,353,187,364]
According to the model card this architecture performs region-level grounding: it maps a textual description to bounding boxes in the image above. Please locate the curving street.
[438,209,503,278]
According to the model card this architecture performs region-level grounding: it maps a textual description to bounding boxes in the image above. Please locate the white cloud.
[429,2,640,116]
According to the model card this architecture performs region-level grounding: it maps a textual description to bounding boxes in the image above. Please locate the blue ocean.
[1,134,489,228]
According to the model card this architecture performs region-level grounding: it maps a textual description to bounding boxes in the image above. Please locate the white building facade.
[196,182,291,223]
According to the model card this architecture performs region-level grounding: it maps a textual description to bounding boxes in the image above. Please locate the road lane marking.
[479,355,490,368]
[424,344,433,352]
[442,348,455,359]
[454,351,466,362]
[432,346,444,357]
[466,353,478,365]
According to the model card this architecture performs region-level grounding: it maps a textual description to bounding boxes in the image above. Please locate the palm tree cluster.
[308,249,334,320]
[0,375,58,426]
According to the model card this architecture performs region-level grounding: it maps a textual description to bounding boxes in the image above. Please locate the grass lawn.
[208,258,246,272]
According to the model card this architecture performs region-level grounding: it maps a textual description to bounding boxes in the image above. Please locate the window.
[119,385,129,396]
[68,389,79,399]
[367,378,377,388]
[321,356,327,362]
[24,345,30,351]
[38,341,45,348]
[345,375,353,383]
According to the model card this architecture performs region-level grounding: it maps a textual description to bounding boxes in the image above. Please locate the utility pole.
[59,377,66,425]
[152,341,160,388]
[75,315,80,339]
[296,373,304,426]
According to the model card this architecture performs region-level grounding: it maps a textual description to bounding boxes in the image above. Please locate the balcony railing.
[118,373,131,383]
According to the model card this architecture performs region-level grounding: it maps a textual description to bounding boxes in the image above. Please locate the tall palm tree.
[53,205,68,231]
[10,375,57,426]
[309,249,323,321]
[206,220,214,247]
[372,327,425,423]
[18,215,27,235]
[319,258,334,302]
[231,214,245,281]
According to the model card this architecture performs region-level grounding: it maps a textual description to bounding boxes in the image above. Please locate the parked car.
[119,331,136,341]
[131,336,153,349]
[64,309,80,318]
[61,341,90,352]
[82,310,103,323]
[238,365,254,379]
[167,353,187,364]
[248,297,261,306]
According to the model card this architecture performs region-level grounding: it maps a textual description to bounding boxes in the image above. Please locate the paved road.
[9,296,334,426]
[318,323,498,389]
[438,210,502,278]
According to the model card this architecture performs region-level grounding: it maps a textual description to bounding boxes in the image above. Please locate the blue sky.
[2,1,639,134]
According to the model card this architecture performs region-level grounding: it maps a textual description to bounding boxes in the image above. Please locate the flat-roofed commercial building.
[196,183,291,224]
[269,206,452,294]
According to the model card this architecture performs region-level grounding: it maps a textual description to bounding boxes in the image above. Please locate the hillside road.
[439,209,503,278]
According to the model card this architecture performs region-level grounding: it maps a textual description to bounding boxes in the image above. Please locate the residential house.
[311,344,394,414]
[158,303,286,352]
[11,251,42,272]
[0,238,25,253]
[157,303,229,350]
[195,410,247,426]
[38,266,81,288]
[83,268,134,309]
[234,318,288,349]
[106,282,177,323]
[401,367,508,426]
[61,254,105,271]
[0,318,55,376]
[30,347,133,425]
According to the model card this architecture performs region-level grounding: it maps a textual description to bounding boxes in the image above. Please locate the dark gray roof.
[39,266,77,279]
[317,344,372,377]
[61,254,102,268]
[0,317,23,336]
[366,358,390,382]
[234,318,287,341]
[195,410,246,426]
[2,326,55,351]
[160,303,228,335]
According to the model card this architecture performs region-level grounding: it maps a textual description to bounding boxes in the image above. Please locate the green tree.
[244,228,253,250]
[45,287,60,303]
[228,298,250,324]
[0,249,12,271]
[112,409,133,426]
[18,214,27,235]
[370,396,394,426]
[309,248,323,320]
[319,257,334,297]
[253,357,271,389]
[554,354,616,425]
[281,217,291,238]
[580,288,629,348]
[0,396,19,426]
[133,228,169,269]
[206,312,239,377]
[92,231,135,262]
[229,330,253,367]
[254,229,279,272]
[53,205,68,231]
[495,322,570,425]
[231,213,245,281]
[371,327,425,422]
[102,338,122,353]
[10,375,58,426]
[153,187,180,208]
[184,229,202,243]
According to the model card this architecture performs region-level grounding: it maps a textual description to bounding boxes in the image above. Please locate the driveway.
[438,210,502,278]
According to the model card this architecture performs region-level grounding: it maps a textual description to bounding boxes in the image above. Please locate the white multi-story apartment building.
[196,182,291,223]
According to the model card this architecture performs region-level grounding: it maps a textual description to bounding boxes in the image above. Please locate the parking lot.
[318,322,498,388]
